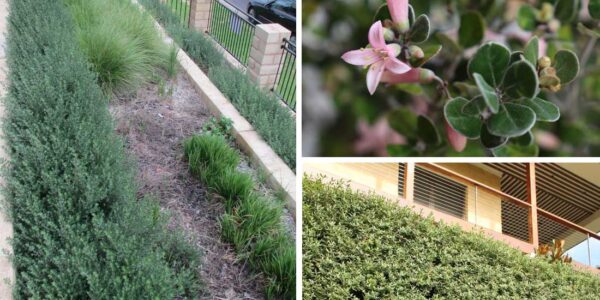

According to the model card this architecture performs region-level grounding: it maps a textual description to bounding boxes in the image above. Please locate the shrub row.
[4,0,200,298]
[302,176,600,299]
[139,0,296,170]
[184,134,295,299]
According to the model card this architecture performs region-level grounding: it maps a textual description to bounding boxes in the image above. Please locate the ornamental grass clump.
[303,176,600,299]
[65,0,170,94]
[184,134,295,299]
[5,0,201,297]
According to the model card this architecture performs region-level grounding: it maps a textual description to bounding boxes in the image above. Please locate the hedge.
[184,134,295,299]
[4,0,200,298]
[139,0,296,170]
[303,176,600,299]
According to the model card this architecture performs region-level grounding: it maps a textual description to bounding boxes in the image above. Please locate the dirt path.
[110,72,265,299]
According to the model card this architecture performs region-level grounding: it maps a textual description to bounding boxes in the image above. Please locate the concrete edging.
[143,6,297,216]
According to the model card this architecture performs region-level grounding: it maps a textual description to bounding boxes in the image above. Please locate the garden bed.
[110,71,275,298]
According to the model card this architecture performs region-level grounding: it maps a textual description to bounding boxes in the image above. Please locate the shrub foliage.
[184,134,295,299]
[4,0,200,298]
[303,176,600,299]
[140,0,296,170]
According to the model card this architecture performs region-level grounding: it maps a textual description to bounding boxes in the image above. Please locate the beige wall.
[304,163,400,200]
[304,163,504,233]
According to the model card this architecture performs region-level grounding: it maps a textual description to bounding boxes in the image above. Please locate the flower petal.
[366,61,385,95]
[368,21,386,49]
[385,57,411,74]
[381,68,421,84]
[341,49,380,66]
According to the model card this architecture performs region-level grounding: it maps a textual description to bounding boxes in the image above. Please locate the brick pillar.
[248,23,291,89]
[189,0,211,32]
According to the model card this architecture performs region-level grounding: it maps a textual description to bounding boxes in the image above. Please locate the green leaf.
[481,124,508,149]
[555,0,579,22]
[459,11,485,48]
[468,42,511,87]
[408,15,430,44]
[502,60,539,99]
[553,50,580,84]
[410,44,442,67]
[473,73,499,113]
[493,144,539,156]
[488,103,536,137]
[462,96,487,115]
[387,144,418,156]
[454,82,480,98]
[436,32,462,55]
[523,36,539,66]
[510,51,525,65]
[591,0,600,20]
[444,97,482,139]
[517,5,537,31]
[417,115,441,145]
[387,108,418,139]
[513,131,534,146]
[408,4,415,26]
[523,98,560,122]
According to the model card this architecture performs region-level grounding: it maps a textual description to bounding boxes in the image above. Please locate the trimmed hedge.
[4,0,200,298]
[139,0,296,170]
[184,134,295,299]
[303,176,600,299]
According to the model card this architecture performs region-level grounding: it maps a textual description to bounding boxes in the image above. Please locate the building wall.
[434,164,503,233]
[304,163,504,233]
[304,163,400,200]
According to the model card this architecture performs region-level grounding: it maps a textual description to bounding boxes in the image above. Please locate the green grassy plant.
[184,134,295,299]
[303,176,600,299]
[65,0,170,94]
[5,0,201,297]
[140,0,296,169]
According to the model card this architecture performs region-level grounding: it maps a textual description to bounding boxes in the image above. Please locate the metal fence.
[166,0,191,27]
[273,38,296,110]
[207,0,257,65]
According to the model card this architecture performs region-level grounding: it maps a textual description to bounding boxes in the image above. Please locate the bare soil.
[110,72,265,300]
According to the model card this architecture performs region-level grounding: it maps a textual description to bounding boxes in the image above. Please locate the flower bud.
[538,3,554,23]
[388,43,402,57]
[539,66,556,77]
[408,45,424,60]
[548,19,561,33]
[383,27,395,42]
[419,68,435,83]
[540,74,560,88]
[548,83,561,92]
[538,56,552,69]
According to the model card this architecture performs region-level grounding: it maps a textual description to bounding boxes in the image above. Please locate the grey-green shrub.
[184,134,295,299]
[140,0,296,169]
[303,176,600,299]
[65,0,169,94]
[5,0,200,298]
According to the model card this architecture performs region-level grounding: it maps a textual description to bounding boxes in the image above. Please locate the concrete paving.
[0,0,13,298]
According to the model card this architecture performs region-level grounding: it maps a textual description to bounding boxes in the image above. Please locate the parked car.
[247,0,296,36]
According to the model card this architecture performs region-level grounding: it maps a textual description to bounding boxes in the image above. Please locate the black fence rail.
[166,0,191,27]
[273,38,296,110]
[206,0,258,65]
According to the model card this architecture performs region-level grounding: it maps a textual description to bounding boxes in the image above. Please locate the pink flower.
[387,0,410,31]
[381,68,435,84]
[446,121,467,152]
[342,21,411,95]
[354,118,405,156]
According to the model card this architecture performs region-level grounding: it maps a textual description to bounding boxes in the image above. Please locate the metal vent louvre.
[413,166,467,219]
